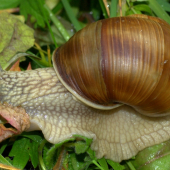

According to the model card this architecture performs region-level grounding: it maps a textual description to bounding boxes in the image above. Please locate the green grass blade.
[39,139,47,170]
[0,154,13,166]
[107,159,125,170]
[92,160,105,170]
[0,143,8,154]
[148,0,170,24]
[126,161,136,170]
[61,0,82,32]
[44,4,70,42]
[98,158,109,170]
[9,138,30,169]
[110,0,118,17]
[99,0,109,18]
[52,0,64,14]
[36,0,58,47]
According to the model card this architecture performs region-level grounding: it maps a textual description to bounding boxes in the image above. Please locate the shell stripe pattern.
[54,15,170,116]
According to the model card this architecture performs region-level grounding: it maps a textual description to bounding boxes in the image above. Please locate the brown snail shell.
[53,14,170,117]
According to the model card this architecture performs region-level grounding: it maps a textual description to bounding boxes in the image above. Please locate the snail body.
[53,14,170,116]
[1,14,170,162]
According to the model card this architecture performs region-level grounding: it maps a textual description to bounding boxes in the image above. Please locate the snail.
[1,14,170,162]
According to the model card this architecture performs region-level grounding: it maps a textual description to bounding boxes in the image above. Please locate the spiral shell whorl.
[53,15,170,116]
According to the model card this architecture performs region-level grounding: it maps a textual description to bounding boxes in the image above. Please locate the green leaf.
[28,141,39,168]
[9,137,31,169]
[0,0,21,9]
[68,158,74,170]
[126,9,136,15]
[0,12,34,70]
[73,135,93,148]
[133,4,152,14]
[148,0,170,24]
[0,154,13,166]
[84,148,97,169]
[107,159,125,170]
[42,136,93,169]
[44,145,59,169]
[86,147,96,160]
[157,0,170,12]
[130,140,170,170]
[40,140,48,170]
[132,9,142,14]
[110,0,118,17]
[98,157,109,170]
[29,56,49,68]
[44,138,75,169]
[21,131,44,143]
[72,135,93,155]
[61,0,82,31]
[75,141,89,154]
[0,141,8,154]
[126,161,136,170]
[5,157,13,165]
[131,0,148,2]
[44,4,70,42]
[68,152,85,170]
[52,1,65,14]
[20,0,48,28]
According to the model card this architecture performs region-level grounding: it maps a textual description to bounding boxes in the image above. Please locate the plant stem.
[61,0,82,32]
[110,0,118,17]
[38,139,47,170]
[99,0,109,18]
[148,0,170,24]
[92,160,105,170]
[126,161,136,170]
[37,0,58,47]
[44,4,70,41]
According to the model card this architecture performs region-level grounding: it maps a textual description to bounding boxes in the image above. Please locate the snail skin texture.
[1,14,170,162]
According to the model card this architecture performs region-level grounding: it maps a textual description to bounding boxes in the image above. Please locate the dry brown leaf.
[9,60,21,71]
[26,62,32,70]
[0,102,30,142]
